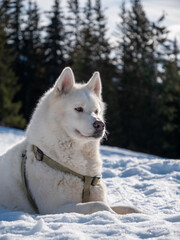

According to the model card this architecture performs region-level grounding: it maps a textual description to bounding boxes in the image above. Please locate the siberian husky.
[0,67,141,214]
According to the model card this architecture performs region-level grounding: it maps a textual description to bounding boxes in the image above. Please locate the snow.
[0,126,180,239]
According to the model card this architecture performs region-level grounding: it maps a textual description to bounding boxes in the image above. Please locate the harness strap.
[33,145,84,181]
[21,146,101,212]
[32,145,101,203]
[82,176,94,203]
[21,151,39,213]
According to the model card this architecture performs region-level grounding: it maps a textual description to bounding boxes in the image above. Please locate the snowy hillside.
[0,126,180,239]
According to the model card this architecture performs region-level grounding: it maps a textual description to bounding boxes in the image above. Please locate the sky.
[36,0,180,44]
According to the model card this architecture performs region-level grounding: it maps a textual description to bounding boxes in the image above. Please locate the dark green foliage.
[159,40,180,157]
[66,0,81,60]
[20,0,45,119]
[0,0,180,158]
[44,0,65,86]
[115,0,171,155]
[92,0,119,145]
[6,0,24,81]
[1,0,24,55]
[71,0,95,82]
[0,3,25,127]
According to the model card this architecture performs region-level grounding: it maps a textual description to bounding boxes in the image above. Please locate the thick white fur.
[0,67,141,214]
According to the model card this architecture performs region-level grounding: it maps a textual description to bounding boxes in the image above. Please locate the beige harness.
[21,145,101,213]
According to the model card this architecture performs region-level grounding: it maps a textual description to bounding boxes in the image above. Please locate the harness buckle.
[36,147,44,161]
[22,151,26,158]
[83,176,101,186]
[91,176,101,186]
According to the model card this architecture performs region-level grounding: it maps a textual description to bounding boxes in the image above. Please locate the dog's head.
[49,67,106,142]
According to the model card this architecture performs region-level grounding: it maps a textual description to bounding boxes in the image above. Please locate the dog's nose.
[93,121,105,131]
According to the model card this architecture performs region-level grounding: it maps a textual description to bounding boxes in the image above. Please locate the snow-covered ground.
[0,126,179,239]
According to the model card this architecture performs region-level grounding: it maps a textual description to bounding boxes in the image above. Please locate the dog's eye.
[95,109,98,114]
[75,107,84,112]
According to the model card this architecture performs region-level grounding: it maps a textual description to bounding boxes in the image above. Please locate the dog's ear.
[54,67,75,95]
[86,72,102,98]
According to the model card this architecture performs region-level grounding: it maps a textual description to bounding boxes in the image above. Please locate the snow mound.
[0,126,180,239]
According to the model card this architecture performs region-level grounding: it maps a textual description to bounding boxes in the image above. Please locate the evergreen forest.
[0,0,180,158]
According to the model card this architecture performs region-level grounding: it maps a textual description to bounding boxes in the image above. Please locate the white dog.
[0,67,141,215]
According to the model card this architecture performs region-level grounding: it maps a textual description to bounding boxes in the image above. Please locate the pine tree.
[159,38,180,158]
[92,0,119,145]
[44,0,65,86]
[71,0,112,79]
[0,0,10,27]
[115,0,166,154]
[66,0,81,63]
[20,0,45,119]
[93,0,110,65]
[0,2,25,127]
[6,0,24,82]
[8,0,23,50]
[71,0,95,82]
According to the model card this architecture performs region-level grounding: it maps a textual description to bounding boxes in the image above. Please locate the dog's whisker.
[103,130,109,141]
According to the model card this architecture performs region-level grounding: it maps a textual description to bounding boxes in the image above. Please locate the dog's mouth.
[75,129,104,139]
[92,131,104,138]
[75,129,91,138]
